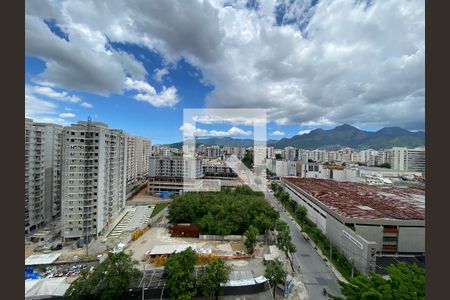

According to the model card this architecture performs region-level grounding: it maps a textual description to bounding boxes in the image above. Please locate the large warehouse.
[281,177,425,274]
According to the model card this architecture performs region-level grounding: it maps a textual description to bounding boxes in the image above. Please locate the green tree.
[244,225,259,254]
[276,227,296,272]
[295,205,307,222]
[378,163,391,169]
[197,259,231,300]
[164,247,198,300]
[279,191,290,205]
[64,252,142,300]
[242,151,254,169]
[264,259,287,298]
[270,182,278,192]
[167,187,279,235]
[333,263,425,300]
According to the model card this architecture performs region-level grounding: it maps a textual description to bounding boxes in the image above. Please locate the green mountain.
[167,125,425,150]
[271,124,425,150]
[167,137,255,149]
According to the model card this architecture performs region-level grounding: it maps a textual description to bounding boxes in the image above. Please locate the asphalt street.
[264,190,343,299]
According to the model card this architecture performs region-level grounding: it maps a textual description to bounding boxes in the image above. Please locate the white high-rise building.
[206,146,221,158]
[160,146,171,157]
[358,149,378,166]
[127,136,151,186]
[388,147,425,175]
[266,147,275,159]
[275,160,298,177]
[151,144,161,156]
[61,121,127,241]
[284,146,297,161]
[149,156,203,178]
[25,119,63,233]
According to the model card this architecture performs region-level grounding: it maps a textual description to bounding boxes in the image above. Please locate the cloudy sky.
[25,0,424,144]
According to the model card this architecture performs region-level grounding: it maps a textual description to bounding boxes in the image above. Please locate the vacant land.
[150,203,168,218]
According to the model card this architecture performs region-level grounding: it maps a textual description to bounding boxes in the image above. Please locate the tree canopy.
[164,247,198,300]
[64,252,142,300]
[197,259,231,300]
[242,151,254,169]
[168,186,280,235]
[264,259,287,298]
[275,220,296,271]
[244,225,259,254]
[333,262,425,300]
[378,162,391,169]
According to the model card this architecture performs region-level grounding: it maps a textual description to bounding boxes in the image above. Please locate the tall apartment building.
[206,146,221,158]
[148,156,203,178]
[61,121,127,241]
[25,119,63,233]
[151,144,160,156]
[148,156,204,196]
[357,149,378,166]
[266,147,275,159]
[387,147,425,176]
[275,160,298,177]
[126,136,151,186]
[160,146,171,157]
[284,146,297,161]
[232,147,246,158]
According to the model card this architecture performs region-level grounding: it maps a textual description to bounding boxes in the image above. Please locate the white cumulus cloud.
[180,123,252,137]
[58,112,76,118]
[271,130,285,136]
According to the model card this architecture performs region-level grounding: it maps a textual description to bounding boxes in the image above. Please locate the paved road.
[264,190,343,299]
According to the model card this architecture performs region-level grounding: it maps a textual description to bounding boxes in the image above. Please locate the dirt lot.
[124,221,248,263]
[127,186,172,205]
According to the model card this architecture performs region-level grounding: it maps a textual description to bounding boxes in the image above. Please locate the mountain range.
[168,124,425,150]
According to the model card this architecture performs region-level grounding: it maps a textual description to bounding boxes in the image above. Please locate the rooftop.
[25,253,61,266]
[283,177,425,220]
[146,244,197,256]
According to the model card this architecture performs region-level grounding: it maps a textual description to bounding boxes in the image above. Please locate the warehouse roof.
[283,177,425,220]
[25,253,61,266]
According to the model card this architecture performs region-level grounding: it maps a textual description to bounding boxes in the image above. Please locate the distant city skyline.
[25,1,424,144]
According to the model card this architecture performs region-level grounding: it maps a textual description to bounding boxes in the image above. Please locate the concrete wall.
[398,227,425,253]
[284,183,327,233]
[199,235,264,242]
[355,225,384,252]
[327,216,377,274]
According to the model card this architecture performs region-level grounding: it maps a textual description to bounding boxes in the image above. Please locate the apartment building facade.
[284,146,297,161]
[126,136,151,186]
[25,118,63,233]
[387,147,425,176]
[148,156,204,196]
[61,121,127,241]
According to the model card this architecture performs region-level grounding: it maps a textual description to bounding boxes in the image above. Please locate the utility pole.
[351,257,354,278]
[160,283,165,300]
[329,240,332,260]
[142,264,145,300]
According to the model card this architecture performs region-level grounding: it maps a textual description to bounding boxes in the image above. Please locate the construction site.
[25,187,306,299]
